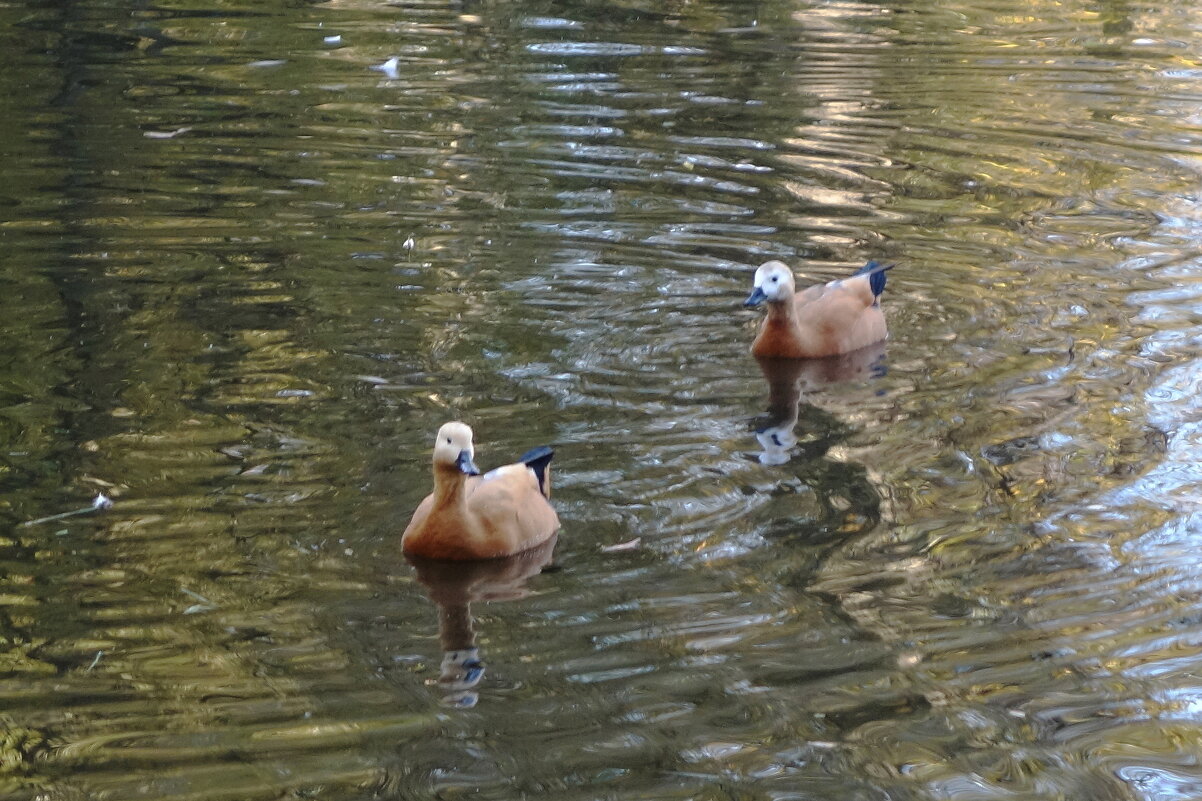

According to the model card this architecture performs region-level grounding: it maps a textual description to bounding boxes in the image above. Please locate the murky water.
[3,0,1202,798]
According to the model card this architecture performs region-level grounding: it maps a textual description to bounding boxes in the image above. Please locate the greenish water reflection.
[2,0,1202,799]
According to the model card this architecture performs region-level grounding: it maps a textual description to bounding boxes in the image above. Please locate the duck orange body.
[745,260,890,358]
[402,422,559,560]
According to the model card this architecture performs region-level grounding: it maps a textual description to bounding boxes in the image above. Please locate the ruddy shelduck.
[402,422,559,560]
[744,260,891,358]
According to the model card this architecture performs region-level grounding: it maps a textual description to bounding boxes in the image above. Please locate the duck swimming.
[402,422,559,560]
[744,260,890,358]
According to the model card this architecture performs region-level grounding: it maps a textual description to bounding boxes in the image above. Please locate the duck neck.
[765,297,799,328]
[432,465,468,509]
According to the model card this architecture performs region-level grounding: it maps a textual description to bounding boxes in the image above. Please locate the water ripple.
[5,0,1202,799]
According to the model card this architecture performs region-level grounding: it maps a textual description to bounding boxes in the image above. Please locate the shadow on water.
[405,536,558,708]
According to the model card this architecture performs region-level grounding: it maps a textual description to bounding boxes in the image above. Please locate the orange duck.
[402,422,559,560]
[744,260,891,358]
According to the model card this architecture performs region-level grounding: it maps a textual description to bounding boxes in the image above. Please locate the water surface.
[3,0,1202,798]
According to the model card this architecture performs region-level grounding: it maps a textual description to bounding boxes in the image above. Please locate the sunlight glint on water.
[0,0,1201,799]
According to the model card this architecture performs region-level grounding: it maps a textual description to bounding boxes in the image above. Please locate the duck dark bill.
[456,450,480,476]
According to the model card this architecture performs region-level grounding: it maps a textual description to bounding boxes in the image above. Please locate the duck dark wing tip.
[856,260,891,298]
[519,445,553,464]
[519,445,554,495]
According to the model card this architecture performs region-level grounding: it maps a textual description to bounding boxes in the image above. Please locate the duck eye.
[771,276,779,282]
[446,437,452,444]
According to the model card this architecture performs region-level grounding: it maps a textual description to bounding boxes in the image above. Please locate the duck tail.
[519,446,555,497]
[855,260,894,299]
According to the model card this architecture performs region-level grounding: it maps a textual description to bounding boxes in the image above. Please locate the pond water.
[3,0,1202,798]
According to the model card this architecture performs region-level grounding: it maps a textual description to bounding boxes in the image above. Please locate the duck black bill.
[744,287,767,307]
[456,450,481,476]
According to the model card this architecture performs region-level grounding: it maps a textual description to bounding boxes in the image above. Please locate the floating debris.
[23,494,113,527]
[373,57,401,79]
[180,588,212,605]
[144,126,192,139]
[85,651,103,673]
[601,537,641,553]
[181,587,216,615]
[323,35,342,45]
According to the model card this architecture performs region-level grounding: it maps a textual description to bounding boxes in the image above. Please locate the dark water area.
[3,0,1202,798]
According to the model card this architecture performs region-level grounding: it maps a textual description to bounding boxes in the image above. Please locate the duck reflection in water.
[754,341,887,465]
[405,536,557,707]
